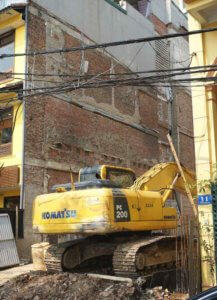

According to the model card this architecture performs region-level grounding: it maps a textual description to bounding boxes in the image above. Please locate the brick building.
[0,0,195,257]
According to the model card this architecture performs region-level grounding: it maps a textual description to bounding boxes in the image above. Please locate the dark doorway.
[4,196,20,209]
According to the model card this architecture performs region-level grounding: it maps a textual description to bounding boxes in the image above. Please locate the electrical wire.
[1,26,217,59]
[0,80,212,108]
[1,62,217,79]
[0,62,216,106]
[1,67,217,95]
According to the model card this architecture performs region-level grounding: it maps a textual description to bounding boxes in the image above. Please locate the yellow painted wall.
[185,0,217,290]
[0,14,25,87]
[187,15,217,182]
[188,14,210,180]
[203,22,217,65]
[0,101,24,168]
[0,11,26,201]
[0,12,25,165]
[14,24,26,82]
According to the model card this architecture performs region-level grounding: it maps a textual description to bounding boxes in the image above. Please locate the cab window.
[107,168,136,188]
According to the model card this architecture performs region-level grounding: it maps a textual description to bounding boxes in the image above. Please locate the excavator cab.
[51,165,136,192]
[79,165,136,188]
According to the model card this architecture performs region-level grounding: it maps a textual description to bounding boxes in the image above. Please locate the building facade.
[0,0,195,258]
[0,4,25,218]
[184,0,217,291]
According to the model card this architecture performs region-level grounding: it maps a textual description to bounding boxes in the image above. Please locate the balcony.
[185,0,217,25]
[0,0,27,11]
[105,0,152,17]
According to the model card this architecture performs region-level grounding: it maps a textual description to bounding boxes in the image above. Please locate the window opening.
[137,0,151,17]
[105,0,127,14]
[4,196,20,209]
[0,107,13,145]
[0,31,15,79]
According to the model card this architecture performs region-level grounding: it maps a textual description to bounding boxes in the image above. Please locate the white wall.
[33,0,156,73]
[0,0,27,11]
[170,1,187,29]
[32,0,189,76]
[152,0,168,24]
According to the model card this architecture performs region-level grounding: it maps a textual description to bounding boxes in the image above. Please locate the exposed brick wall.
[151,14,168,35]
[43,96,159,171]
[27,10,46,74]
[179,133,195,171]
[25,97,46,160]
[0,166,19,188]
[114,87,136,116]
[0,143,11,157]
[47,169,77,191]
[176,88,195,170]
[138,90,158,130]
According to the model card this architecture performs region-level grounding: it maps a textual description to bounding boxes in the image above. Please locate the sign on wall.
[198,194,212,205]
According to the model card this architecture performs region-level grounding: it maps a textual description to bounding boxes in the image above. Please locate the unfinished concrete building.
[0,0,195,257]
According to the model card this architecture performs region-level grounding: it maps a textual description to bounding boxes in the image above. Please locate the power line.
[1,72,216,96]
[1,27,217,59]
[1,63,217,79]
[0,79,210,107]
[1,63,217,105]
[2,59,213,138]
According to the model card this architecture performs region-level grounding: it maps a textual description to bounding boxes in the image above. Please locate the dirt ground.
[0,271,188,300]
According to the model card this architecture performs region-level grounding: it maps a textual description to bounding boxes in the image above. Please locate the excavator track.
[44,236,178,277]
[44,244,65,272]
[113,236,177,278]
[44,240,116,273]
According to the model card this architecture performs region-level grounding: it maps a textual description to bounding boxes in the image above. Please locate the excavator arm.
[130,162,196,205]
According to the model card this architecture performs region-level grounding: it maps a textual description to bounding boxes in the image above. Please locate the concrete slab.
[0,264,34,286]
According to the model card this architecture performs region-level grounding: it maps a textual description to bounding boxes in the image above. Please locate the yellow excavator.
[32,162,196,277]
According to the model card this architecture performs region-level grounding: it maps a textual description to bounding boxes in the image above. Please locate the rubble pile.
[0,272,187,300]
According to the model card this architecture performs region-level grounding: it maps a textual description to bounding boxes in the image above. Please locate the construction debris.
[0,271,189,300]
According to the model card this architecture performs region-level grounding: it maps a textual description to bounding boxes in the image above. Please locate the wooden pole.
[70,166,75,190]
[167,134,197,216]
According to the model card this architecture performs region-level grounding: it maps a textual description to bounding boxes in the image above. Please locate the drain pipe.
[20,2,29,210]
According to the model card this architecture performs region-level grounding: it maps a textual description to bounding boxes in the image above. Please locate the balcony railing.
[105,0,127,14]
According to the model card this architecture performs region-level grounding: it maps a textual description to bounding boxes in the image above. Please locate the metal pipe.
[20,2,29,210]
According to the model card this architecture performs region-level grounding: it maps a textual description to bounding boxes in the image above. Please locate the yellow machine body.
[33,189,176,235]
[33,162,195,235]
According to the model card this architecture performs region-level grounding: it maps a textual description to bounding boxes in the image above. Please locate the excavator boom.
[131,162,196,199]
